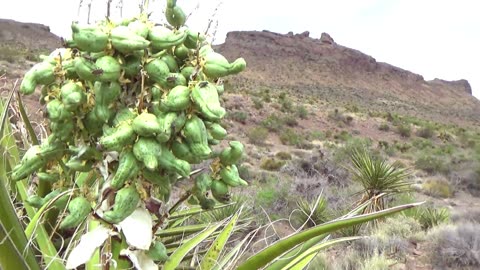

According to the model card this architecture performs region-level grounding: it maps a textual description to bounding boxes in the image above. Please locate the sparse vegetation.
[422,178,454,198]
[247,126,269,144]
[396,123,411,138]
[260,157,286,171]
[378,123,390,131]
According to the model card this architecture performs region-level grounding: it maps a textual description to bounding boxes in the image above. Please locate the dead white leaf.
[121,249,158,270]
[119,207,153,250]
[66,225,111,269]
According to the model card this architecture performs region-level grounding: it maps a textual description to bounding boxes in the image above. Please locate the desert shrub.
[378,123,390,131]
[254,176,290,216]
[282,114,298,127]
[237,164,252,180]
[251,96,263,109]
[394,141,411,153]
[260,157,286,171]
[280,99,293,112]
[396,123,411,138]
[416,125,435,138]
[275,151,292,160]
[278,91,287,100]
[279,128,305,147]
[417,206,450,229]
[422,178,454,198]
[296,104,308,119]
[415,154,448,174]
[328,108,352,126]
[308,130,325,140]
[411,137,434,150]
[451,209,480,224]
[228,110,248,123]
[333,130,351,142]
[247,126,268,144]
[428,223,480,268]
[359,253,398,270]
[261,114,283,132]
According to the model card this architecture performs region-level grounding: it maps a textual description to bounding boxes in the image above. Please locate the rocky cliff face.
[0,19,61,52]
[216,30,479,123]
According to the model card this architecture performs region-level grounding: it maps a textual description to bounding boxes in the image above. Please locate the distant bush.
[247,126,268,144]
[378,123,390,131]
[308,130,325,140]
[251,97,263,109]
[282,114,298,127]
[260,157,286,171]
[279,128,305,147]
[411,138,434,150]
[275,151,292,160]
[261,114,283,132]
[334,130,351,142]
[296,104,308,119]
[280,99,293,112]
[396,123,411,138]
[328,108,354,126]
[428,223,480,268]
[228,111,248,124]
[415,154,448,174]
[416,125,435,139]
[422,178,454,198]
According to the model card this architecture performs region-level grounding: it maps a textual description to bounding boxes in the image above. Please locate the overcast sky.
[1,0,479,98]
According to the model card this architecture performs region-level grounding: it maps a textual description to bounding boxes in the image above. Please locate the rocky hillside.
[216,30,479,125]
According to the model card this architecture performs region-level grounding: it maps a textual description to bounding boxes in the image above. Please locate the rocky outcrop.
[429,78,472,95]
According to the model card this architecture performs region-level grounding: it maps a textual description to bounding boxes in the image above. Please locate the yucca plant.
[349,147,412,213]
[417,206,450,230]
[293,194,329,228]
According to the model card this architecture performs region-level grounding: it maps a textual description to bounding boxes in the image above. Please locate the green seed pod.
[157,144,191,177]
[148,26,187,50]
[148,241,169,262]
[182,115,211,158]
[156,112,177,143]
[211,180,230,203]
[46,99,72,122]
[93,81,121,123]
[191,81,226,121]
[172,111,186,134]
[100,122,136,151]
[160,54,179,72]
[26,195,45,208]
[184,29,206,49]
[11,141,63,181]
[103,185,140,224]
[133,137,162,171]
[113,108,136,126]
[202,47,246,78]
[123,54,142,79]
[110,26,150,53]
[145,59,170,84]
[37,172,60,183]
[206,122,227,140]
[74,56,97,81]
[68,145,103,160]
[111,150,140,189]
[65,157,94,172]
[180,66,196,82]
[82,111,104,137]
[60,81,86,111]
[59,196,91,229]
[95,56,121,82]
[71,22,109,52]
[127,20,151,38]
[50,120,75,142]
[219,141,244,166]
[20,62,56,95]
[132,112,162,137]
[174,44,190,61]
[159,72,187,89]
[219,165,248,187]
[166,6,186,28]
[216,82,225,95]
[194,173,213,193]
[171,140,202,164]
[159,85,191,112]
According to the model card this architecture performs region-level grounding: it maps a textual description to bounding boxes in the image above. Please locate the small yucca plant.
[348,147,411,213]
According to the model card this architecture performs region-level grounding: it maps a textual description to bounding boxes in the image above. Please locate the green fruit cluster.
[13,1,247,230]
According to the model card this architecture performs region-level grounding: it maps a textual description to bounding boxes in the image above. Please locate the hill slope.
[216,30,479,125]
